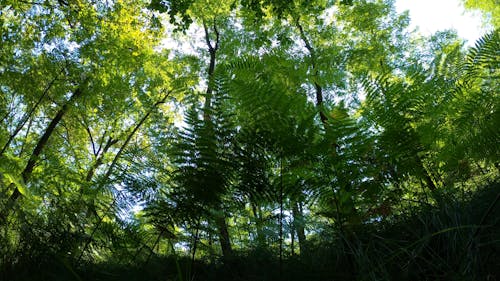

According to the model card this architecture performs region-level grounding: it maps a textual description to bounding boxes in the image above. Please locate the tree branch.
[1,67,65,156]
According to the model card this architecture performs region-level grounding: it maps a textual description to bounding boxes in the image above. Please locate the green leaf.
[4,173,28,196]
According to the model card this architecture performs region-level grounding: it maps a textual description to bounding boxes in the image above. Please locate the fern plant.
[448,29,499,166]
[362,29,499,199]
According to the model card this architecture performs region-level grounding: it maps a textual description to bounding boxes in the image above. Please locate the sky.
[395,0,489,45]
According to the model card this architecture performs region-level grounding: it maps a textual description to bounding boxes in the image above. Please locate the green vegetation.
[1,0,498,280]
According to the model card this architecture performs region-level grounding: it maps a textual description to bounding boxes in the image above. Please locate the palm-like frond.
[463,30,499,77]
[450,29,499,163]
[362,30,499,189]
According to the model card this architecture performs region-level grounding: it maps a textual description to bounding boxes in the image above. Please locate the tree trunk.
[22,88,83,182]
[190,220,201,274]
[215,215,232,258]
[292,201,307,254]
[0,87,83,222]
[201,18,232,259]
[202,19,219,121]
[296,18,328,124]
[251,202,265,247]
[202,19,232,259]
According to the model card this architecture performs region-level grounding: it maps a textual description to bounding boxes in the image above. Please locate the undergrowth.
[2,181,498,281]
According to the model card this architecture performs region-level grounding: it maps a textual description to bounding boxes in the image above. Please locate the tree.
[0,0,184,266]
[462,0,499,28]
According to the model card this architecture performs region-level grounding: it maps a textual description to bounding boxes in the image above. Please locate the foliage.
[462,0,500,28]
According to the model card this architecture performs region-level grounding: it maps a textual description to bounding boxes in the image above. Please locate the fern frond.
[464,29,499,77]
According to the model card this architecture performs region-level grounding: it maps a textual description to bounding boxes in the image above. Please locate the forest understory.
[4,180,500,281]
